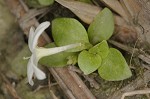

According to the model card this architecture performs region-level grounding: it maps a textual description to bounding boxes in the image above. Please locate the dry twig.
[0,72,21,99]
[121,89,150,99]
[108,71,150,99]
[48,74,58,99]
[109,40,150,65]
[69,66,100,89]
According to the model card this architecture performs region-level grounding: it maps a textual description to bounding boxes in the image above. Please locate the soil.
[0,0,150,99]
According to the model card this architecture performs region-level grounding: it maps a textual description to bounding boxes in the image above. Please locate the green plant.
[26,0,54,8]
[40,8,132,81]
[27,22,81,85]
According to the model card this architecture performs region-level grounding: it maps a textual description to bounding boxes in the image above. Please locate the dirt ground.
[0,0,150,99]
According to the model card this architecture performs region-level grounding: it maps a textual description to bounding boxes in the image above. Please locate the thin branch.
[48,74,58,99]
[108,70,150,99]
[109,40,150,65]
[121,89,150,99]
[68,66,100,89]
[129,38,139,66]
[0,72,21,99]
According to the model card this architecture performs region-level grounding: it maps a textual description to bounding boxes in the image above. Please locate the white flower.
[27,21,81,86]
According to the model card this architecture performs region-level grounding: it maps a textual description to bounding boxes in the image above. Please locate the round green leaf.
[88,8,114,44]
[78,50,102,75]
[39,43,78,67]
[52,18,91,52]
[89,40,109,59]
[38,0,54,6]
[98,48,132,81]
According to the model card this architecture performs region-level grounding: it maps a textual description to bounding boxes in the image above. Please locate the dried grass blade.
[100,0,129,22]
[120,0,141,18]
[55,0,101,24]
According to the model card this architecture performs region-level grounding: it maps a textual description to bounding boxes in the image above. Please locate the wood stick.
[0,72,21,99]
[68,66,100,89]
[108,70,150,99]
[109,40,150,65]
[121,89,150,99]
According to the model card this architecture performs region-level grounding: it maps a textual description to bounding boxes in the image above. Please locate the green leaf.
[26,0,54,8]
[67,55,78,65]
[39,43,78,67]
[52,18,91,52]
[89,40,109,59]
[88,8,114,44]
[78,0,92,4]
[78,50,102,75]
[38,0,54,6]
[98,48,132,81]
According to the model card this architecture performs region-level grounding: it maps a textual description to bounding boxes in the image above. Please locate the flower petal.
[28,27,35,52]
[27,55,34,86]
[31,21,50,50]
[34,21,50,35]
[35,43,81,60]
[32,53,46,80]
[32,65,46,80]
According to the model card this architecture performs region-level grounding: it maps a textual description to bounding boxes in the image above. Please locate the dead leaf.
[100,0,129,22]
[55,0,101,24]
[121,0,150,44]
